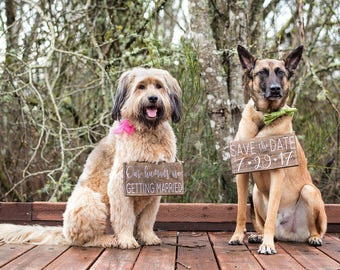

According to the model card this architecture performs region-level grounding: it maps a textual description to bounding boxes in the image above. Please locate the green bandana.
[263,107,297,125]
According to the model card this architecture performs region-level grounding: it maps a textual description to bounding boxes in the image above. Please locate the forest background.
[0,0,339,203]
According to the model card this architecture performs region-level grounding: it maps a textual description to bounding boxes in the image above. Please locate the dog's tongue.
[146,108,157,118]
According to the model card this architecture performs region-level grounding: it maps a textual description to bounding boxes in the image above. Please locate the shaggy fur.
[228,46,327,255]
[0,67,182,249]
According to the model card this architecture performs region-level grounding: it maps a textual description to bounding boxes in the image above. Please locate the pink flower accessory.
[113,119,135,135]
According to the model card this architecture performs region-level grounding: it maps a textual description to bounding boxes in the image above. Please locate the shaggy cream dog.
[0,67,182,249]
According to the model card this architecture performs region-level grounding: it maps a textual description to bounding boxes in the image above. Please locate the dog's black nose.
[148,95,158,103]
[268,83,282,98]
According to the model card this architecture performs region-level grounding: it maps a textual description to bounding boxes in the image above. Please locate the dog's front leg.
[137,196,161,246]
[229,173,249,245]
[108,172,140,250]
[109,195,140,249]
[258,169,284,255]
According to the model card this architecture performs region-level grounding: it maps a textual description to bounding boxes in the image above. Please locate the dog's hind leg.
[63,186,108,246]
[136,196,161,246]
[300,184,327,246]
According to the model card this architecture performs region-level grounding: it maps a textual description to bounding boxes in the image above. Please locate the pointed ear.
[111,70,134,121]
[284,45,303,78]
[237,45,257,72]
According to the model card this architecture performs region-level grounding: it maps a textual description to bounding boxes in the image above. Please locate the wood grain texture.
[0,203,339,232]
[0,232,339,269]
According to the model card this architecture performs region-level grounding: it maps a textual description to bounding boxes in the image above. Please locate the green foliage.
[294,89,339,203]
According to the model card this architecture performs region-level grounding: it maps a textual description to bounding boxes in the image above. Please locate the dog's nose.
[148,95,158,103]
[268,83,282,97]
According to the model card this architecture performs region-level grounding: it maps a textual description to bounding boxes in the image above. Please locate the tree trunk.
[190,0,232,156]
[190,0,244,201]
[190,0,263,201]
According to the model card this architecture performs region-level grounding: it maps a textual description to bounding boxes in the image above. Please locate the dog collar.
[113,119,135,135]
[263,107,297,125]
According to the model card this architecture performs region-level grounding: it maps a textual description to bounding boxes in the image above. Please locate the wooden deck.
[0,203,339,269]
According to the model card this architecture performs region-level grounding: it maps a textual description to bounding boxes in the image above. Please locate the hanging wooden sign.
[124,162,184,196]
[229,133,299,174]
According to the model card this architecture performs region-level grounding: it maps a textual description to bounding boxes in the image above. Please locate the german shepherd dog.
[228,46,327,255]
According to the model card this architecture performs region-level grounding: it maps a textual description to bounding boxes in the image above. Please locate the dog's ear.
[237,45,257,72]
[163,73,182,123]
[170,92,182,123]
[112,70,133,121]
[284,45,303,78]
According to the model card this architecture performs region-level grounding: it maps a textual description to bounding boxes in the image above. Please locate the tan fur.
[229,46,327,255]
[0,67,182,249]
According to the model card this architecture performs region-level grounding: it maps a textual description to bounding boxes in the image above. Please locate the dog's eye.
[138,84,145,90]
[155,83,163,89]
[276,69,285,77]
[258,69,268,76]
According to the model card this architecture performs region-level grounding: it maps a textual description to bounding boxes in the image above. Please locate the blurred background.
[0,0,338,203]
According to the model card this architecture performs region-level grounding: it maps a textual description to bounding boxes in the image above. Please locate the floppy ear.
[237,45,257,72]
[284,45,303,78]
[163,73,182,123]
[111,70,133,121]
[170,92,182,123]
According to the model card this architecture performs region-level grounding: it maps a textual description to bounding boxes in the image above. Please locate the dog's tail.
[0,224,70,245]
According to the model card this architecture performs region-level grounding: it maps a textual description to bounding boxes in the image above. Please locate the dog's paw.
[83,235,118,248]
[257,242,277,255]
[117,234,140,249]
[308,236,322,246]
[248,234,263,244]
[138,231,161,246]
[228,234,245,245]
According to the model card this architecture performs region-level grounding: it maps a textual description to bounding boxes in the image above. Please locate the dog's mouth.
[146,107,158,119]
[137,96,166,128]
[267,95,282,101]
[139,105,165,128]
[265,90,283,101]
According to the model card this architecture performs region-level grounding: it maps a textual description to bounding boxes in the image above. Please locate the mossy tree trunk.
[189,0,263,201]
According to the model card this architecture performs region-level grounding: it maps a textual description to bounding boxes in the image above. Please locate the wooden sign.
[229,133,299,174]
[124,162,184,196]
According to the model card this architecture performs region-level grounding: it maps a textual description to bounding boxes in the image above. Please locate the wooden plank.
[155,221,255,232]
[209,232,262,270]
[278,240,340,270]
[316,234,340,263]
[0,244,35,268]
[326,233,339,241]
[0,202,32,221]
[325,204,340,223]
[1,245,68,270]
[32,202,65,221]
[156,222,235,232]
[133,231,177,270]
[44,246,103,270]
[157,203,251,223]
[246,241,305,269]
[0,203,339,232]
[176,232,219,270]
[90,247,140,270]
